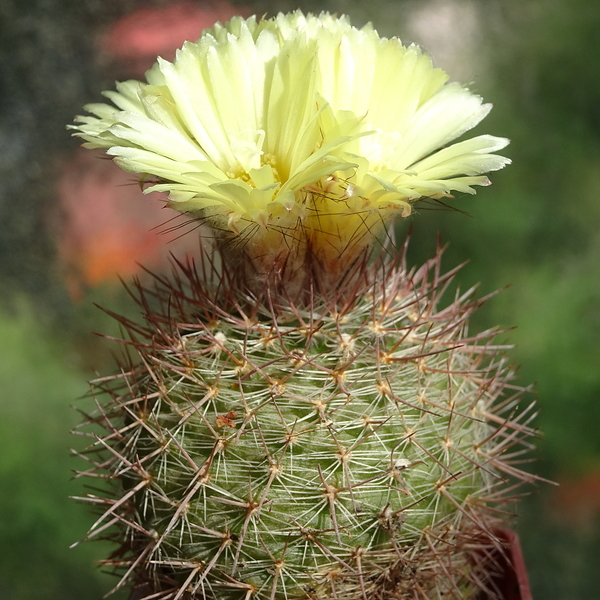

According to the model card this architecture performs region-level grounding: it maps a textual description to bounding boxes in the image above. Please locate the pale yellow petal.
[70,10,510,257]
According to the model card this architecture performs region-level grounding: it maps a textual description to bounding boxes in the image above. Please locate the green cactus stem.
[73,244,537,600]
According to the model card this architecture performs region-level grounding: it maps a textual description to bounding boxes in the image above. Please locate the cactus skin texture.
[75,246,537,600]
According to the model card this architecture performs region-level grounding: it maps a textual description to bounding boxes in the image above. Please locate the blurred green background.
[1,0,599,598]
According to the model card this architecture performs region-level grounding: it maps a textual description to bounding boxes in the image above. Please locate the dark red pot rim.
[478,527,532,600]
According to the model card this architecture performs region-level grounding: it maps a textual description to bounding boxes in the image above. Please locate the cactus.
[74,246,536,600]
[70,11,536,600]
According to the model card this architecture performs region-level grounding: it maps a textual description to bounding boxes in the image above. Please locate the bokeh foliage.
[0,305,124,599]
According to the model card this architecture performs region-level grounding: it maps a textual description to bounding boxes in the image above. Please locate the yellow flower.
[70,11,509,277]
